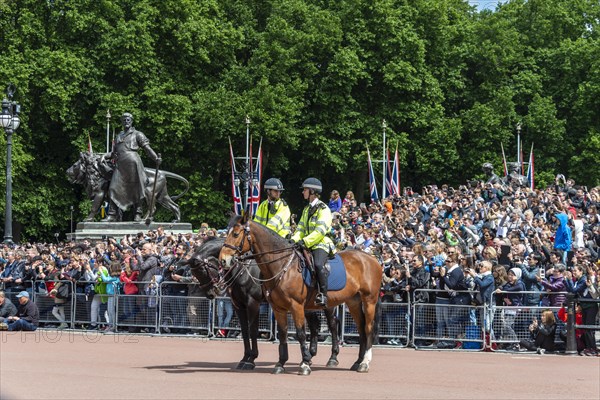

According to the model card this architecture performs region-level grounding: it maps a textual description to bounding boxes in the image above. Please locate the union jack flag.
[229,138,243,215]
[249,139,262,216]
[526,144,534,190]
[388,144,400,196]
[367,145,379,202]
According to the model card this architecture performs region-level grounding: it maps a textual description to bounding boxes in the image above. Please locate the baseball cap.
[16,291,30,298]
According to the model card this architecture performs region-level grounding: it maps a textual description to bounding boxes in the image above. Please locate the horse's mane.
[193,236,225,260]
[248,220,290,248]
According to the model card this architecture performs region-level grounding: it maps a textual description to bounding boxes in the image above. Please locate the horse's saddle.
[299,251,347,291]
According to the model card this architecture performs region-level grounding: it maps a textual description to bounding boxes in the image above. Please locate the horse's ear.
[241,211,250,224]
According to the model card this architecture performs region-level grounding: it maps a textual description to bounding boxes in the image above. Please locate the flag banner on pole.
[526,144,534,190]
[385,147,393,197]
[229,138,243,215]
[389,144,400,196]
[87,132,94,154]
[366,145,379,202]
[250,139,262,216]
[500,142,508,177]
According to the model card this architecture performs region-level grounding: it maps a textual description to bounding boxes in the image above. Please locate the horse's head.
[219,212,252,269]
[188,255,221,299]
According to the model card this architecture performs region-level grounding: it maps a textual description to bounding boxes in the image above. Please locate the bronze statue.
[67,113,189,223]
[102,113,160,222]
[482,162,502,185]
[503,162,528,188]
[66,152,112,222]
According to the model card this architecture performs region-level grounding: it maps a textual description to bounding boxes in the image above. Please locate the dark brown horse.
[188,237,341,370]
[219,214,382,375]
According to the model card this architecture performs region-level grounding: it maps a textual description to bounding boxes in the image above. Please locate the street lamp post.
[1,84,21,245]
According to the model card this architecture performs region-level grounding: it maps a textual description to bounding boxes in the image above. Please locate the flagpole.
[244,115,250,211]
[106,109,111,153]
[516,122,521,172]
[501,142,508,176]
[382,119,387,199]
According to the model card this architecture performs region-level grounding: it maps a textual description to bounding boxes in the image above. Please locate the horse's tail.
[143,168,190,200]
[372,297,382,345]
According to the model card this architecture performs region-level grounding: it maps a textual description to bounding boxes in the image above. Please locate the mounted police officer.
[291,178,335,307]
[253,178,291,238]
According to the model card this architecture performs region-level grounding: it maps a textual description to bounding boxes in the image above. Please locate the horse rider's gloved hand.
[294,240,306,250]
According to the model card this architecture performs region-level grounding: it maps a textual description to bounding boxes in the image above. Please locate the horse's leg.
[324,307,340,367]
[346,297,366,371]
[291,304,312,376]
[244,299,261,370]
[355,296,378,373]
[272,310,288,375]
[306,311,320,357]
[235,305,252,370]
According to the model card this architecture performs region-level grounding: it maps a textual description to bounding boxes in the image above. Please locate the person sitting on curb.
[6,291,39,331]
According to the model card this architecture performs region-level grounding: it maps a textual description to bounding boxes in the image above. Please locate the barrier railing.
[32,280,74,328]
[212,296,273,339]
[159,282,212,335]
[16,280,597,351]
[490,290,569,351]
[411,289,484,350]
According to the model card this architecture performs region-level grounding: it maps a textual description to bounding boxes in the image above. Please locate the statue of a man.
[482,162,502,185]
[503,162,527,188]
[102,113,160,222]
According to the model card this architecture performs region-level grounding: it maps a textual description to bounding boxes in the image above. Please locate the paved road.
[1,331,598,399]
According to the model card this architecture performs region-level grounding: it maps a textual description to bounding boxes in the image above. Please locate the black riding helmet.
[264,177,284,191]
[301,177,322,193]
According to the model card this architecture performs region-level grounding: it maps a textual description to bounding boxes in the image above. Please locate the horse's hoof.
[272,364,285,375]
[357,363,369,373]
[241,362,255,370]
[298,363,311,376]
[350,362,360,371]
[235,362,245,370]
[326,359,339,367]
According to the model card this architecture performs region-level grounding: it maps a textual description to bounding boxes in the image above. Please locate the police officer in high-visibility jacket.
[291,178,335,307]
[253,178,291,238]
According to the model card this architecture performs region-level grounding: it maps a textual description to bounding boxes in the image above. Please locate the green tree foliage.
[0,0,598,240]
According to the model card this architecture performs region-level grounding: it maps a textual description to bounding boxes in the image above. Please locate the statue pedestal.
[68,221,193,241]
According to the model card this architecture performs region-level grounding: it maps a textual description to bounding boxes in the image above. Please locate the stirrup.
[315,293,328,307]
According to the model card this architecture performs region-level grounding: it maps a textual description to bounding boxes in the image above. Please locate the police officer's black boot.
[315,266,329,307]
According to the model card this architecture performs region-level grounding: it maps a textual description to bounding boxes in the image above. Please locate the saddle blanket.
[302,254,347,291]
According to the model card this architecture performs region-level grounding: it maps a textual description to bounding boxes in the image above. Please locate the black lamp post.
[1,84,21,245]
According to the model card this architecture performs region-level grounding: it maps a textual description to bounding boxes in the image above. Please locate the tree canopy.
[0,0,598,241]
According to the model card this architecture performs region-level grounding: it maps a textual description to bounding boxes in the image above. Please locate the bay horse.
[188,237,341,370]
[219,214,382,375]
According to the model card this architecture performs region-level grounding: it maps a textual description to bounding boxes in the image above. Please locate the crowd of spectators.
[0,176,598,355]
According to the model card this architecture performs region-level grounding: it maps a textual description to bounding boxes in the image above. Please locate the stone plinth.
[68,221,193,241]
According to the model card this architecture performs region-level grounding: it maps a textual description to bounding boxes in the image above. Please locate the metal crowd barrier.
[158,282,212,335]
[490,290,569,351]
[212,296,273,339]
[17,279,598,351]
[341,299,411,347]
[411,289,484,350]
[279,308,338,342]
[32,280,74,328]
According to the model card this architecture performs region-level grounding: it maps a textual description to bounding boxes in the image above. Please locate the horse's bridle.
[190,256,222,290]
[222,223,254,256]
